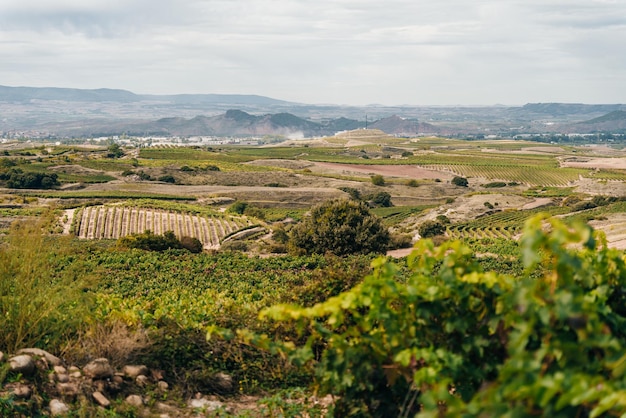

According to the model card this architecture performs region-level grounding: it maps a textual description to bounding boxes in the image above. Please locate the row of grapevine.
[74,206,252,249]
[447,206,571,240]
[422,164,586,186]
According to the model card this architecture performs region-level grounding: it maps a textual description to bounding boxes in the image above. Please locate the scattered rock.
[188,397,223,412]
[93,391,111,408]
[49,399,70,416]
[0,351,4,362]
[18,348,62,367]
[56,373,70,383]
[9,354,35,375]
[123,364,149,379]
[6,382,32,399]
[211,372,234,393]
[69,366,82,379]
[93,380,107,392]
[56,382,80,398]
[157,380,169,391]
[83,358,114,379]
[136,374,149,387]
[125,394,143,407]
[155,402,179,414]
[54,365,67,374]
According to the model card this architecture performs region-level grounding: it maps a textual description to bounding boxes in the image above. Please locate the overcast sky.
[1,0,625,105]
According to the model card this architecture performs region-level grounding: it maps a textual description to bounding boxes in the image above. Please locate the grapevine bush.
[258,215,626,416]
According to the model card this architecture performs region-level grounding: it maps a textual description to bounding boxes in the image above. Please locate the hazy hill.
[0,85,139,102]
[0,85,292,106]
[58,110,362,137]
[520,103,625,117]
[2,85,626,137]
[575,110,626,133]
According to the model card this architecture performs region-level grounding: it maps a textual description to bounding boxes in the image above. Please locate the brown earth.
[309,162,454,180]
[588,213,626,250]
[561,157,626,170]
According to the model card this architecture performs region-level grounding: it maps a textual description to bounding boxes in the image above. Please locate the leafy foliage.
[0,216,94,353]
[366,191,393,207]
[451,175,469,187]
[0,168,59,189]
[259,215,626,416]
[106,143,125,158]
[118,230,202,253]
[370,174,385,186]
[289,199,390,256]
[418,219,445,238]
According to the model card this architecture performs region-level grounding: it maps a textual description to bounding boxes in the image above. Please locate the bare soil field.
[588,213,626,250]
[574,178,626,196]
[244,159,314,170]
[79,182,348,207]
[561,157,626,170]
[309,162,454,180]
[481,146,566,155]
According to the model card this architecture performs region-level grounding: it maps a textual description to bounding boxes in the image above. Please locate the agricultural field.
[3,133,626,416]
[72,205,253,249]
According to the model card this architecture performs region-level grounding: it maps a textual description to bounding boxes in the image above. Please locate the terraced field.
[73,206,253,249]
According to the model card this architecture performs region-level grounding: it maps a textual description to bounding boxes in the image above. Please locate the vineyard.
[447,206,572,240]
[73,206,253,248]
[423,164,586,186]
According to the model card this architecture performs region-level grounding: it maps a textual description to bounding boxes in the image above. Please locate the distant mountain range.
[1,85,625,138]
[30,109,433,138]
[0,85,292,106]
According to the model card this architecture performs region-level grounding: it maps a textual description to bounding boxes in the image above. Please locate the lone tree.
[289,199,390,256]
[452,176,469,187]
[418,220,446,238]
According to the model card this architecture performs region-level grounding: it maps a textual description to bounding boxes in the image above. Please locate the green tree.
[118,230,183,251]
[418,219,445,237]
[228,201,248,215]
[452,176,469,187]
[106,143,124,158]
[288,199,390,256]
[366,191,392,207]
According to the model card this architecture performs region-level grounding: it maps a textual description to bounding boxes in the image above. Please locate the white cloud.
[0,0,624,104]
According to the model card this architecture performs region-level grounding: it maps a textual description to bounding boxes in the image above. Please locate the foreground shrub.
[289,199,390,256]
[0,218,94,353]
[258,215,626,416]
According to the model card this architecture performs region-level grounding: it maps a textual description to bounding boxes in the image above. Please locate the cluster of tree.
[117,230,203,253]
[0,168,59,189]
[227,201,265,220]
[563,194,623,212]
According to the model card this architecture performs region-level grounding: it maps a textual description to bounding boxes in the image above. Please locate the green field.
[3,136,626,416]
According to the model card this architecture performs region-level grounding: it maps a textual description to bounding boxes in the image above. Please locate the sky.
[0,0,625,106]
